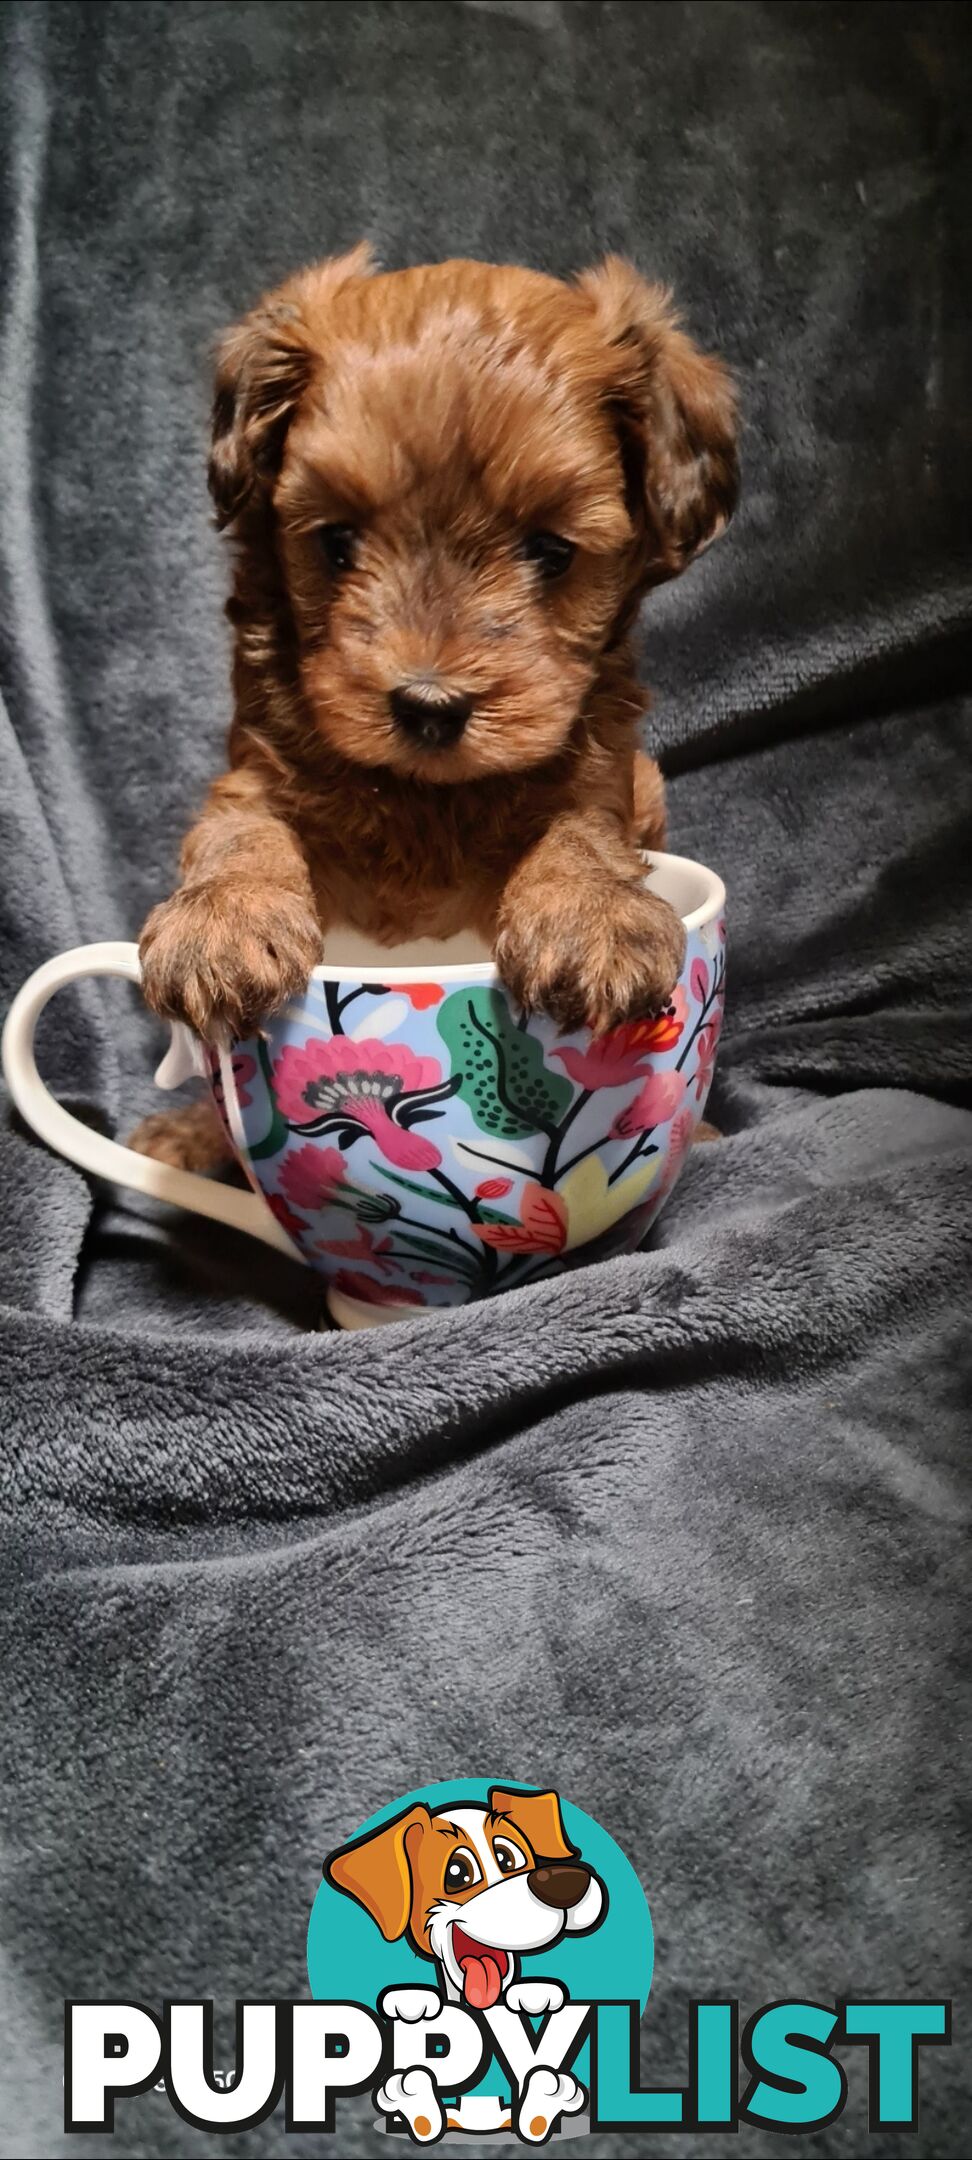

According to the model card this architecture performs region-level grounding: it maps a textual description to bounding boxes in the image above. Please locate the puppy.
[326,1785,605,2140]
[133,247,736,1171]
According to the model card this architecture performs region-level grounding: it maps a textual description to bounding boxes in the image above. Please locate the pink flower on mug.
[231,1053,257,1108]
[650,1104,701,1205]
[279,1143,348,1213]
[330,1268,425,1310]
[652,1106,699,1201]
[611,1065,687,1140]
[316,1223,398,1275]
[272,1036,458,1170]
[207,1048,258,1121]
[551,990,689,1088]
[692,1016,722,1100]
[264,1191,308,1243]
[668,1106,698,1173]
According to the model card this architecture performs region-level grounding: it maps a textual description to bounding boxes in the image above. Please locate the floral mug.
[2,851,725,1329]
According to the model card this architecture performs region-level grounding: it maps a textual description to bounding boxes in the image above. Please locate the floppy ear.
[577,255,738,584]
[489,1787,577,1863]
[323,1802,430,1943]
[207,241,374,529]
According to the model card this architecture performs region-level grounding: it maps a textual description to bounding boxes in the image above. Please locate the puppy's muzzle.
[390,682,472,750]
[527,1863,591,1911]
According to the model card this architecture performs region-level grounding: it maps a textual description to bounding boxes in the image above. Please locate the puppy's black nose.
[528,1863,591,1911]
[390,684,472,750]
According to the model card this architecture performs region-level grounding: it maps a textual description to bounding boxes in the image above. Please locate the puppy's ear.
[324,1802,430,1942]
[577,255,738,583]
[208,241,374,529]
[489,1787,576,1863]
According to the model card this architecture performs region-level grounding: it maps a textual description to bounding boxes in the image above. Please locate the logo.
[64,1779,951,2142]
[309,1780,643,2141]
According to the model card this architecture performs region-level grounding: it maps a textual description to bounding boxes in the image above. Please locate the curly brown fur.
[129,1096,232,1173]
[137,249,736,1159]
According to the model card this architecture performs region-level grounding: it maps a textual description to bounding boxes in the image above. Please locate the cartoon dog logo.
[325,1785,606,2140]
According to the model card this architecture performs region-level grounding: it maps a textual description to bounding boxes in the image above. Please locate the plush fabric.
[1,4,969,2153]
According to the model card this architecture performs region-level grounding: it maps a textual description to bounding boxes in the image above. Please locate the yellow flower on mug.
[557,1154,659,1251]
[557,1166,656,1252]
[473,1156,659,1257]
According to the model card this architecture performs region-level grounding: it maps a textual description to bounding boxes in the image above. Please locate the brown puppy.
[134,248,736,1170]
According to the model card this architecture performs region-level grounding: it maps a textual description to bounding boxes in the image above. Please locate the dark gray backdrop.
[1,4,970,2154]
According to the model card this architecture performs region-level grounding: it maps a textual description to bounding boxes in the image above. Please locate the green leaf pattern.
[436,987,573,1136]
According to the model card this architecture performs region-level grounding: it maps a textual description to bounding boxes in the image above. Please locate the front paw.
[506,1978,566,2016]
[379,1986,441,2023]
[376,2068,443,2143]
[495,881,686,1035]
[516,2066,586,2143]
[139,882,322,1042]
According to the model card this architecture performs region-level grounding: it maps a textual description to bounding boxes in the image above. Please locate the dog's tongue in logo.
[452,1924,509,2009]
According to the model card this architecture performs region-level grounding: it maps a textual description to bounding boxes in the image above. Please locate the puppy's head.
[324,1787,605,2006]
[211,246,737,784]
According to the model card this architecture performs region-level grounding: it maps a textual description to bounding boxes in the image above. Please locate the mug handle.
[1,941,301,1258]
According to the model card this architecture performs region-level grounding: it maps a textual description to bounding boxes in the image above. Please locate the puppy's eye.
[444,1848,480,1893]
[522,531,575,581]
[317,523,358,575]
[493,1839,527,1876]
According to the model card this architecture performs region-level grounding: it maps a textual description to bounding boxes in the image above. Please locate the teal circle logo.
[308,1779,651,2117]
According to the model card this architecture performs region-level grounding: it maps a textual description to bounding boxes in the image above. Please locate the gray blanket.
[1,4,970,2154]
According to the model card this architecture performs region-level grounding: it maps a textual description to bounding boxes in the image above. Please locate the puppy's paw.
[127,1098,232,1171]
[516,2066,586,2143]
[505,1979,566,2017]
[376,2068,443,2143]
[379,1986,441,2023]
[139,882,322,1043]
[496,881,686,1035]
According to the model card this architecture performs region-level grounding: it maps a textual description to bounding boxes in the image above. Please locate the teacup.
[2,851,725,1328]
